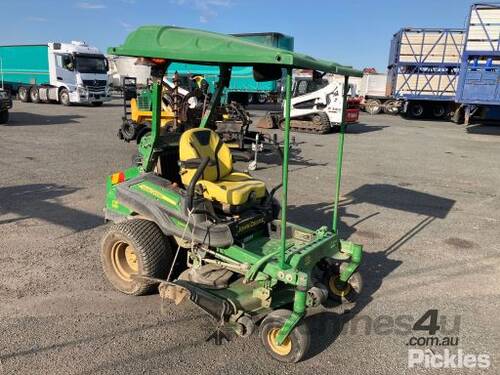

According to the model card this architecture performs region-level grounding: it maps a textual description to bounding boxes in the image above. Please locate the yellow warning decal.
[137,184,178,206]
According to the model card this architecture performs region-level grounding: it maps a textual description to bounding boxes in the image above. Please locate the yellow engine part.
[130,98,175,127]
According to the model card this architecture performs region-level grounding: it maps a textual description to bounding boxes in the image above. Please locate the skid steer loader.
[259,75,361,134]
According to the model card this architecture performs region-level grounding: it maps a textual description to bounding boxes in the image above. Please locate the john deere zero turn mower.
[102,25,363,363]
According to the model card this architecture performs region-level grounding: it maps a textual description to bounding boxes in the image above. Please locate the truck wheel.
[92,101,103,107]
[101,219,173,296]
[59,89,71,106]
[257,93,268,104]
[365,99,382,115]
[0,110,9,124]
[18,86,31,102]
[260,309,310,363]
[383,99,399,115]
[432,104,445,119]
[29,87,40,103]
[408,102,424,119]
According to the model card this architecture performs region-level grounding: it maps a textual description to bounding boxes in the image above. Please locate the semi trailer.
[166,32,294,105]
[356,72,400,115]
[387,28,466,120]
[0,41,110,106]
[367,2,500,124]
[455,2,500,124]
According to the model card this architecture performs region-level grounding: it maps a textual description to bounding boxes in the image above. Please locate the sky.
[2,0,480,72]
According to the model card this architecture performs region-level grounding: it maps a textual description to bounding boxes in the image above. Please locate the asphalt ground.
[0,99,499,374]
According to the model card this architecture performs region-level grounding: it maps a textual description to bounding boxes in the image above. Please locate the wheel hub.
[267,328,292,356]
[111,241,138,281]
[328,275,352,297]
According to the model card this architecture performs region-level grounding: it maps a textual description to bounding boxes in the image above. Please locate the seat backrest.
[179,128,233,186]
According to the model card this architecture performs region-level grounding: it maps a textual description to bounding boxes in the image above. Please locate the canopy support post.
[332,75,350,233]
[279,68,293,269]
[200,65,230,128]
[141,81,162,172]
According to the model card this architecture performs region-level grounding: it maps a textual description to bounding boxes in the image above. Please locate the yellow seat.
[179,128,266,206]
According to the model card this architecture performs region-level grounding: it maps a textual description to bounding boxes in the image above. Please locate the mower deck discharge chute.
[102,25,363,362]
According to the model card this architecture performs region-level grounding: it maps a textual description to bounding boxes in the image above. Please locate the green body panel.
[105,166,141,216]
[233,32,294,51]
[0,45,50,86]
[108,26,362,77]
[130,180,181,209]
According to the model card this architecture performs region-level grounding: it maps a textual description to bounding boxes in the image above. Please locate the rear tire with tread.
[30,86,40,103]
[101,219,173,296]
[432,104,445,119]
[407,102,425,119]
[18,86,30,102]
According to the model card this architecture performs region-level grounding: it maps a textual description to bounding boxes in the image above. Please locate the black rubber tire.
[260,309,310,363]
[257,93,268,104]
[29,86,40,103]
[101,219,173,296]
[432,104,446,119]
[18,86,31,102]
[59,88,71,106]
[323,261,363,305]
[120,120,140,142]
[408,102,425,119]
[0,110,9,124]
[92,101,103,107]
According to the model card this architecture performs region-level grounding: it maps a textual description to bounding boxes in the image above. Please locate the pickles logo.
[408,349,491,369]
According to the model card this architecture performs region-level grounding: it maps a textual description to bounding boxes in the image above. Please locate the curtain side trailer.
[0,41,110,106]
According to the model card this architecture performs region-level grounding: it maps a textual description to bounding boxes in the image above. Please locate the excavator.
[259,72,361,134]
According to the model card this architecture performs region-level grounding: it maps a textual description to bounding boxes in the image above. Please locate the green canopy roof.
[108,25,362,77]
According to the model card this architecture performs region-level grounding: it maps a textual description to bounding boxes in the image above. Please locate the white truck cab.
[45,41,110,105]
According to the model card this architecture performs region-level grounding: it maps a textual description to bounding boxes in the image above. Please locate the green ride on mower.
[102,25,363,363]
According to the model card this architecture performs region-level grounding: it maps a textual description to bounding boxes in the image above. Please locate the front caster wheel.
[101,219,173,295]
[323,262,363,304]
[260,309,310,363]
